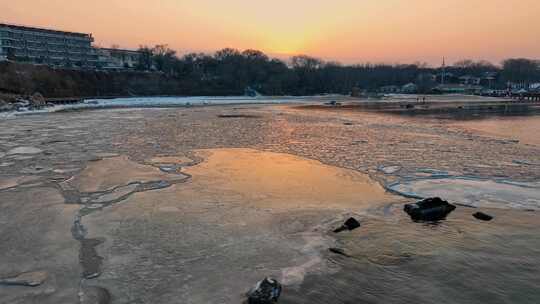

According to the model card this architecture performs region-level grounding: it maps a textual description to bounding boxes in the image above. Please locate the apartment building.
[0,23,99,67]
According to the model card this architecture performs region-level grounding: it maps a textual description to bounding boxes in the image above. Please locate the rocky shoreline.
[0,92,51,112]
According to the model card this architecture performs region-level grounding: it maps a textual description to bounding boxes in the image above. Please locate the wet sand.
[0,102,539,303]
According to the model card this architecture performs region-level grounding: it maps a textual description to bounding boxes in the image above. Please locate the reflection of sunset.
[2,0,540,64]
[185,149,396,210]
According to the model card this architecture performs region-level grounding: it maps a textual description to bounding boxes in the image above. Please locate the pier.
[510,92,540,102]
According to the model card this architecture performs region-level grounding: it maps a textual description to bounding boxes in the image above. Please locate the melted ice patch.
[387,177,540,210]
[6,146,43,155]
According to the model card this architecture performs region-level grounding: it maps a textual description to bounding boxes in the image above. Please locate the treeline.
[1,45,539,98]
[136,46,433,94]
[135,45,540,95]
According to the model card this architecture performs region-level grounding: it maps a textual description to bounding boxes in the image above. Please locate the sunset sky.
[1,0,539,65]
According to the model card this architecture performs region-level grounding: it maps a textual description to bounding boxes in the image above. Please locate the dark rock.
[15,98,30,107]
[405,103,414,109]
[329,247,350,257]
[247,277,282,304]
[0,271,48,287]
[325,100,341,106]
[29,92,46,108]
[473,212,493,221]
[218,114,260,119]
[13,100,29,111]
[245,86,260,97]
[404,197,456,221]
[333,217,361,233]
[0,99,14,112]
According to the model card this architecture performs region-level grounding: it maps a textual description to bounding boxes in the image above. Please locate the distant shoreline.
[2,94,540,119]
[296,98,540,116]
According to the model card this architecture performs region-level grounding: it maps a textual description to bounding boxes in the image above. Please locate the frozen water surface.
[1,104,540,304]
[387,176,540,210]
[0,95,340,118]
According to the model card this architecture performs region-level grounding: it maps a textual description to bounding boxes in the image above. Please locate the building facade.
[98,48,141,70]
[0,23,99,68]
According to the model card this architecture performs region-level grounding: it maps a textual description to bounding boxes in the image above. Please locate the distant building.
[98,48,141,70]
[530,83,540,92]
[401,83,418,94]
[480,72,498,88]
[459,75,482,86]
[434,84,482,94]
[508,82,530,91]
[379,85,401,93]
[0,23,99,68]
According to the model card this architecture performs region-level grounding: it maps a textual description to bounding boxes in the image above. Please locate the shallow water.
[77,149,540,304]
[450,115,540,146]
[71,149,402,303]
[285,206,540,304]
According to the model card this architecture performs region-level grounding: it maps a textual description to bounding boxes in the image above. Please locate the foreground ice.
[387,177,540,210]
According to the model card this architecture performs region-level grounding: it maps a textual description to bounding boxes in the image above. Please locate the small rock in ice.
[247,277,282,304]
[0,271,48,287]
[333,217,361,233]
[329,247,350,257]
[473,212,493,221]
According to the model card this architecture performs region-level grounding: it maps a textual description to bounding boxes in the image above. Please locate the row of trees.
[501,58,540,84]
[134,45,540,95]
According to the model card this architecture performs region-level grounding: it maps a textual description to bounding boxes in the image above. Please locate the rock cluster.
[0,92,52,112]
[404,197,456,221]
[29,92,46,107]
[0,98,13,111]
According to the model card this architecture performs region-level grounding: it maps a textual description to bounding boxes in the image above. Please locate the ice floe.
[387,176,540,210]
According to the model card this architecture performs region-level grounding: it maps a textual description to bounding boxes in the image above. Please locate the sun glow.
[2,0,540,64]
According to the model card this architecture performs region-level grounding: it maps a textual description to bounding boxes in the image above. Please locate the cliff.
[0,62,188,99]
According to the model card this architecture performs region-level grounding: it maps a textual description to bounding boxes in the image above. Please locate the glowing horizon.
[1,0,540,66]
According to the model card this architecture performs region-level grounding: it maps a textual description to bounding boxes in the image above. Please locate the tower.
[441,57,446,85]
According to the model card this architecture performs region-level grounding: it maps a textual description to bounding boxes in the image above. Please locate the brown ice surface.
[0,101,539,303]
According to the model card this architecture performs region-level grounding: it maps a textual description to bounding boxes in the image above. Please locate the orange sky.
[1,0,539,65]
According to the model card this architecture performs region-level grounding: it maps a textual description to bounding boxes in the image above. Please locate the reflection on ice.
[387,177,540,210]
[184,148,397,210]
